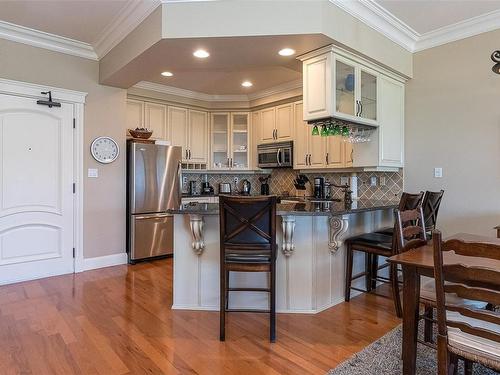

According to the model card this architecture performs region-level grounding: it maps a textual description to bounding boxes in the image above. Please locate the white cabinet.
[353,76,404,168]
[251,111,261,169]
[168,106,189,159]
[294,101,354,170]
[300,46,381,126]
[188,110,208,163]
[293,102,326,169]
[126,99,144,131]
[258,104,294,144]
[144,102,167,140]
[210,112,250,170]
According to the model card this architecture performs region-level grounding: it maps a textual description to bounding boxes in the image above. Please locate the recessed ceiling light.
[193,49,210,58]
[161,71,173,77]
[279,48,296,56]
[241,81,253,87]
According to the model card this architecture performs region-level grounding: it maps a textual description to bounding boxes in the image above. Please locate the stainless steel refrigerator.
[127,141,182,263]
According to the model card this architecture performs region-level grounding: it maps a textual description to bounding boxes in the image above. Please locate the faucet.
[332,183,353,205]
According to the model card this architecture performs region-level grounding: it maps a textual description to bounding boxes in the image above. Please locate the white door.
[0,94,74,284]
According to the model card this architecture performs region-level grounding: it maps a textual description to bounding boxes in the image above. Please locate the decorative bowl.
[129,129,153,139]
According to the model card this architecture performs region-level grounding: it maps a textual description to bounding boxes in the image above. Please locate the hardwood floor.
[0,258,400,374]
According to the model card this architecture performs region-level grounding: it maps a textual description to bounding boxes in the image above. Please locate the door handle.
[326,152,329,165]
[189,149,191,159]
[307,154,311,166]
[305,154,308,165]
[276,148,282,166]
[355,101,359,116]
[185,149,188,159]
[135,214,172,220]
[350,149,354,162]
[359,101,363,116]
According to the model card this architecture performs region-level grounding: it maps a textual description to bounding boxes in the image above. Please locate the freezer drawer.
[130,213,173,261]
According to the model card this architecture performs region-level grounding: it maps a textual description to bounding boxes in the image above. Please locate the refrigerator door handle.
[135,214,173,220]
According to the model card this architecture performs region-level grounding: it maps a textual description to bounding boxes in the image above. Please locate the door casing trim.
[0,78,87,275]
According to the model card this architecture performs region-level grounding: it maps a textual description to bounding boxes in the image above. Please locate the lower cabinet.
[293,101,352,170]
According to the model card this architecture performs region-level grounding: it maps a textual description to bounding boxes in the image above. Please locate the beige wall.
[0,38,127,258]
[405,30,500,237]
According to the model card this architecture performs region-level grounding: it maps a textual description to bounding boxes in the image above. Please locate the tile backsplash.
[183,169,403,201]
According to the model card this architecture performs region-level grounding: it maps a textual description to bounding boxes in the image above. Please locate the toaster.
[219,182,231,194]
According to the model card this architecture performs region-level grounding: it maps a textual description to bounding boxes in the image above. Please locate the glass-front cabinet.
[210,112,250,170]
[333,56,378,125]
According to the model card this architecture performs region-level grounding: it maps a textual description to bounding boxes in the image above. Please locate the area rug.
[328,325,497,374]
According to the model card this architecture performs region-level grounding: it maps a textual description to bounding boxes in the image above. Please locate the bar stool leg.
[370,254,379,290]
[220,262,226,341]
[424,305,434,343]
[345,243,354,302]
[225,270,230,310]
[270,260,276,342]
[390,263,403,318]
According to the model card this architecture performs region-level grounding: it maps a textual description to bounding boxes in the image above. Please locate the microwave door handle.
[277,148,282,166]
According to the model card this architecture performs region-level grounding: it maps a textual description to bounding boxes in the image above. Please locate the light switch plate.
[379,176,386,186]
[88,168,98,178]
[434,167,443,178]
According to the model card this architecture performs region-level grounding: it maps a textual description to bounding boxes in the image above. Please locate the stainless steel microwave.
[257,141,293,168]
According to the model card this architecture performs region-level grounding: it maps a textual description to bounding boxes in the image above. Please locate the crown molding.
[247,79,302,101]
[414,8,500,52]
[330,0,418,52]
[133,79,303,103]
[0,20,98,60]
[133,81,249,102]
[93,0,161,58]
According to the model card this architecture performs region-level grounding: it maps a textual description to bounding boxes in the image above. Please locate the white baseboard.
[81,253,128,271]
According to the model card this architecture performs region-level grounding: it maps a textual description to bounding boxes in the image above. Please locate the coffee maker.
[314,177,324,199]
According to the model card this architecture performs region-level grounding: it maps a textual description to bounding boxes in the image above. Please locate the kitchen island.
[169,199,397,313]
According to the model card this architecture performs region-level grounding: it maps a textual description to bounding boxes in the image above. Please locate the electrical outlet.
[379,176,386,186]
[182,176,188,185]
[87,168,98,178]
[434,167,443,178]
[340,176,349,186]
[233,177,239,185]
[370,176,377,186]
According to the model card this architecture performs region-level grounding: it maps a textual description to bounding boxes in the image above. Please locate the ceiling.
[375,0,500,34]
[0,0,129,43]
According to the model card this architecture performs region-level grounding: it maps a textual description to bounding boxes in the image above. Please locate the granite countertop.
[168,199,398,216]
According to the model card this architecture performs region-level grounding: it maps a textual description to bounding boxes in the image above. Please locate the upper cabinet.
[126,99,144,131]
[258,103,294,144]
[210,112,250,170]
[145,102,168,140]
[301,48,379,126]
[300,45,406,168]
[188,109,208,163]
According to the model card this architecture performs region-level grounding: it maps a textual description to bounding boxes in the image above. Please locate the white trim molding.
[81,253,128,271]
[0,20,98,60]
[93,0,161,58]
[0,78,88,103]
[330,0,500,53]
[133,79,302,103]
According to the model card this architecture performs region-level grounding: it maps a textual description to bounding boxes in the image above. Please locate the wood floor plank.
[0,258,400,374]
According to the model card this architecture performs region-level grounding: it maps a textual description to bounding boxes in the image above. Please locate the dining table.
[388,233,500,375]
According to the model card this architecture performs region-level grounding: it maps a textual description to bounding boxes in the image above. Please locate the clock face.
[91,137,119,164]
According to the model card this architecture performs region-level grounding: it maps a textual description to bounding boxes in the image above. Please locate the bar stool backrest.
[422,190,445,232]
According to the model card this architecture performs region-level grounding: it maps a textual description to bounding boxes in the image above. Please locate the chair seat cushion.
[447,311,500,364]
[420,277,488,309]
[346,233,393,250]
[375,227,394,236]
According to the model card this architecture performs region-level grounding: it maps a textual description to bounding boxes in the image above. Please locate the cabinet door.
[126,99,144,133]
[168,106,188,160]
[260,107,276,143]
[251,111,261,169]
[359,68,378,123]
[211,113,230,169]
[275,103,294,141]
[334,56,357,119]
[231,113,249,170]
[303,53,332,121]
[344,141,353,167]
[188,110,208,163]
[144,102,167,140]
[379,77,404,167]
[309,131,326,168]
[326,135,344,168]
[293,102,309,169]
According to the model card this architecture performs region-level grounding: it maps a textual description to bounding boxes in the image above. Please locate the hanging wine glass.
[311,125,319,136]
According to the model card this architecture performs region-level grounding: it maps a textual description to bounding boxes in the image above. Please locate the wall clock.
[90,136,119,164]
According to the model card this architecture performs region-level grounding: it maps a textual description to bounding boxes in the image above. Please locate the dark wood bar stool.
[219,195,277,342]
[345,205,427,317]
[376,191,424,236]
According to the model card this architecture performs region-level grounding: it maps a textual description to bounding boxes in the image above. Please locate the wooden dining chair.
[433,231,500,375]
[219,195,277,342]
[345,205,426,318]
